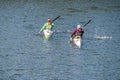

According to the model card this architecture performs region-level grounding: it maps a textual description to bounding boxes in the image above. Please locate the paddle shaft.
[83,19,92,27]
[52,16,60,22]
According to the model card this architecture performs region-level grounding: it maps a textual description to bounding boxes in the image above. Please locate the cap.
[77,25,81,29]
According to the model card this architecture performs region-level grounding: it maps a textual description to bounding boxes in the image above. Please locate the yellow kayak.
[43,29,53,39]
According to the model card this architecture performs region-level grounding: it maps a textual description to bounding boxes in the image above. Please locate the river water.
[0,0,120,80]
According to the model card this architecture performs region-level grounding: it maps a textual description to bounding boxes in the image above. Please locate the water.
[0,0,120,80]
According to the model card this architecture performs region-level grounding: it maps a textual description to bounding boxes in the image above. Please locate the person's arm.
[71,33,75,38]
[38,23,46,34]
[51,23,54,30]
[81,28,84,38]
[71,29,76,38]
[69,29,76,42]
[82,28,84,33]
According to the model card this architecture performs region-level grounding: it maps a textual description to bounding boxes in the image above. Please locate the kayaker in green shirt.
[38,18,54,35]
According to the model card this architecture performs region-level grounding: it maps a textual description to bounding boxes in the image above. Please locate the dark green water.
[0,0,120,80]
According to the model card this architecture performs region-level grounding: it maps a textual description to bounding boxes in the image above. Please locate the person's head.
[76,25,82,31]
[47,18,51,22]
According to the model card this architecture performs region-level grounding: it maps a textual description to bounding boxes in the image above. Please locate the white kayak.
[72,35,82,48]
[43,29,53,39]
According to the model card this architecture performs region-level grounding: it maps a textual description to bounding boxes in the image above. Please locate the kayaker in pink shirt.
[69,25,84,41]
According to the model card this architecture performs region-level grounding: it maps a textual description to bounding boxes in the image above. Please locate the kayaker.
[38,18,54,35]
[69,25,84,41]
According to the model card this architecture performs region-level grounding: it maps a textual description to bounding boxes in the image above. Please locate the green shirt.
[40,22,54,32]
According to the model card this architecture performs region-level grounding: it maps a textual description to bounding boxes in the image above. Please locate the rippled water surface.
[0,0,120,80]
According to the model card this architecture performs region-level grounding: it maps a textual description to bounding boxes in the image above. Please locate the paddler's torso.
[44,23,54,30]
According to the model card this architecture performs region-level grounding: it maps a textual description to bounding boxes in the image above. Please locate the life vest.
[45,24,52,29]
[74,29,83,36]
[72,28,83,38]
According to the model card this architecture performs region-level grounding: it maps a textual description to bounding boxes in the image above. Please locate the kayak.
[43,29,53,39]
[72,35,81,48]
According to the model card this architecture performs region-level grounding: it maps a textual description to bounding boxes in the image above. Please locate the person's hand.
[38,32,40,35]
[69,37,73,43]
